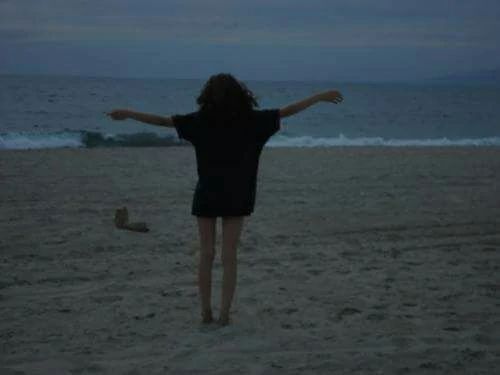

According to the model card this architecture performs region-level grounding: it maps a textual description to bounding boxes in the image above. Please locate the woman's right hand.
[319,90,343,104]
[106,109,130,121]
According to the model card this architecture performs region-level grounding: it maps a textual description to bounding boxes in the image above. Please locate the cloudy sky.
[1,0,499,81]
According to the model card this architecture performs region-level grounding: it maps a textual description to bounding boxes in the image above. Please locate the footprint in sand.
[366,313,385,321]
[306,269,323,276]
[395,367,411,374]
[290,252,308,261]
[372,303,389,310]
[473,333,494,345]
[91,295,123,304]
[360,265,381,271]
[390,248,402,258]
[419,362,442,370]
[481,247,496,252]
[402,302,417,307]
[438,292,464,301]
[336,307,362,320]
[281,307,298,315]
[461,348,486,361]
[443,326,461,332]
[133,312,155,320]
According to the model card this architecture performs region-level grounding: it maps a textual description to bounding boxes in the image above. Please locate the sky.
[1,0,500,82]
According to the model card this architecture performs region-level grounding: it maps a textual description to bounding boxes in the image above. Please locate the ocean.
[1,74,499,149]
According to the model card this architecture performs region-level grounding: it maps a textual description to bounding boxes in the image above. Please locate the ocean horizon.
[1,74,500,149]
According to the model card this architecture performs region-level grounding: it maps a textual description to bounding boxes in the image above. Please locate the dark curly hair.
[196,73,258,121]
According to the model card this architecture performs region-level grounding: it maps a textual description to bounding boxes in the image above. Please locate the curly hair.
[196,73,258,121]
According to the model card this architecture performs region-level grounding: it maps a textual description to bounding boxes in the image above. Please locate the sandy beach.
[1,146,499,374]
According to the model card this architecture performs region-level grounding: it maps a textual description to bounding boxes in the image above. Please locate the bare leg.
[196,216,216,323]
[219,216,245,325]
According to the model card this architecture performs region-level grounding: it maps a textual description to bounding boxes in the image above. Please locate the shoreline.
[2,130,500,150]
[2,144,500,151]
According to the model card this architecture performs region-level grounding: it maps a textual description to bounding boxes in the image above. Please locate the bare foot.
[201,310,214,324]
[217,314,230,326]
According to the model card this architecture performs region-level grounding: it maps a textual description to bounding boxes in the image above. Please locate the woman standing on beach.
[107,73,343,326]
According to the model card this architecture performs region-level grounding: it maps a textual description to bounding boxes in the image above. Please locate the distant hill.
[430,69,500,84]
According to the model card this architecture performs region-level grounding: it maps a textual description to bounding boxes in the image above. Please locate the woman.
[107,73,343,326]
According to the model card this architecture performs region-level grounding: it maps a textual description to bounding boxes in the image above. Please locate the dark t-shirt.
[171,109,281,216]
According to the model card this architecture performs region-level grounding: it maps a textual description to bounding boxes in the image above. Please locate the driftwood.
[114,207,149,233]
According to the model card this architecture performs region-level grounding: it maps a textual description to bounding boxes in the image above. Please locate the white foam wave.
[0,131,182,149]
[267,134,500,147]
[1,131,500,150]
[0,131,84,149]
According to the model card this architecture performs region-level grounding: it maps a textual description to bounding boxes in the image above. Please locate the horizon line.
[2,72,500,87]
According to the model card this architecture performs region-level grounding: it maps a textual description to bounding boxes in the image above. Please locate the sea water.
[1,74,499,149]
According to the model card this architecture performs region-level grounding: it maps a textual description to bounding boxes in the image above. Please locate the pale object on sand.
[114,206,149,233]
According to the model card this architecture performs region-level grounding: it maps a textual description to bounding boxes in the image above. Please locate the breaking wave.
[1,130,500,150]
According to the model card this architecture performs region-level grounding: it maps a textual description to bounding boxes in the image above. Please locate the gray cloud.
[2,0,498,46]
[1,0,499,80]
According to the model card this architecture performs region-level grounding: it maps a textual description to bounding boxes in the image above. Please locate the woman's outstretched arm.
[279,90,343,118]
[106,109,174,127]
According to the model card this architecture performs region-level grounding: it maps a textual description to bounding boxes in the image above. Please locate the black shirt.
[171,109,281,216]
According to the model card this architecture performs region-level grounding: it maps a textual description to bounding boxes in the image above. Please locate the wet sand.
[1,146,499,374]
